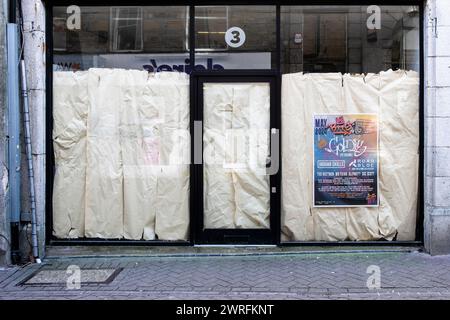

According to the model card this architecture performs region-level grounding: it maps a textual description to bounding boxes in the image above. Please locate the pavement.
[1,247,450,300]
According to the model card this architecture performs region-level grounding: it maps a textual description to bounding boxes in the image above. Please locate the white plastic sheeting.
[53,69,190,240]
[281,70,419,241]
[203,83,270,229]
[85,69,124,239]
[52,71,88,238]
[53,68,418,241]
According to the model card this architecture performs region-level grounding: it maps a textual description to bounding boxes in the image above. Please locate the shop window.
[280,5,421,242]
[302,13,347,73]
[194,5,276,70]
[194,6,229,51]
[52,6,189,71]
[50,4,422,245]
[281,6,420,74]
[52,6,190,241]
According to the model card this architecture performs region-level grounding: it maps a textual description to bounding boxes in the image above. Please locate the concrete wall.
[0,0,10,266]
[424,0,450,255]
[281,6,420,74]
[20,0,46,259]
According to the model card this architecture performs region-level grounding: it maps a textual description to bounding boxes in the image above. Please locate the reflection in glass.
[281,6,420,74]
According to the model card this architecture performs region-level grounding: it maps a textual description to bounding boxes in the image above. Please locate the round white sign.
[225,27,246,48]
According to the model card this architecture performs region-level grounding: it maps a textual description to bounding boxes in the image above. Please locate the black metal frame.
[45,0,424,247]
[194,73,280,244]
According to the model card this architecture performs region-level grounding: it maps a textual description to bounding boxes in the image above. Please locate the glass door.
[195,76,279,244]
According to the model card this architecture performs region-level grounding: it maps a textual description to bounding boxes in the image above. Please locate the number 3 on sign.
[225,27,246,48]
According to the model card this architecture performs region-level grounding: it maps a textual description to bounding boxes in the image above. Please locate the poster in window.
[313,114,379,207]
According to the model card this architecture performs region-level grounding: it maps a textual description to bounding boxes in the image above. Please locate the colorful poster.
[313,114,379,207]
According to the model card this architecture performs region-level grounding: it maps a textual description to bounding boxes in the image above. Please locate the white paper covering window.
[281,70,419,241]
[203,83,271,229]
[53,70,190,240]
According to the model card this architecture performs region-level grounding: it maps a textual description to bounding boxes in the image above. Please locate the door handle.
[267,128,279,176]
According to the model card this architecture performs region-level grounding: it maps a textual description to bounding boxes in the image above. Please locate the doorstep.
[44,245,422,259]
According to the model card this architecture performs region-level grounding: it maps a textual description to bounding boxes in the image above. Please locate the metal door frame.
[193,72,281,244]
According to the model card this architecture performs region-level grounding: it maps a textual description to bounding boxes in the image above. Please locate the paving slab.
[0,250,449,300]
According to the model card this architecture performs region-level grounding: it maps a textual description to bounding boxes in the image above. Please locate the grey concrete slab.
[0,251,448,299]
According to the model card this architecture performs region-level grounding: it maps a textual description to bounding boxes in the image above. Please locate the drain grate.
[19,268,122,286]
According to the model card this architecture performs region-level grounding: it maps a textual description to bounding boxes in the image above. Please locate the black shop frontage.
[46,0,424,247]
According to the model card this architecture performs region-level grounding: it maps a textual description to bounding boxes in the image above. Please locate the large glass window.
[280,5,421,242]
[281,5,420,73]
[50,3,422,244]
[195,6,276,70]
[52,6,190,241]
[53,6,190,71]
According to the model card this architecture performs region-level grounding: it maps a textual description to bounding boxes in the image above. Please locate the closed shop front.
[48,1,423,246]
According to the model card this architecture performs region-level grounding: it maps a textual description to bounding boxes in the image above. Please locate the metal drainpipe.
[20,60,40,262]
[8,0,14,23]
[6,0,21,264]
